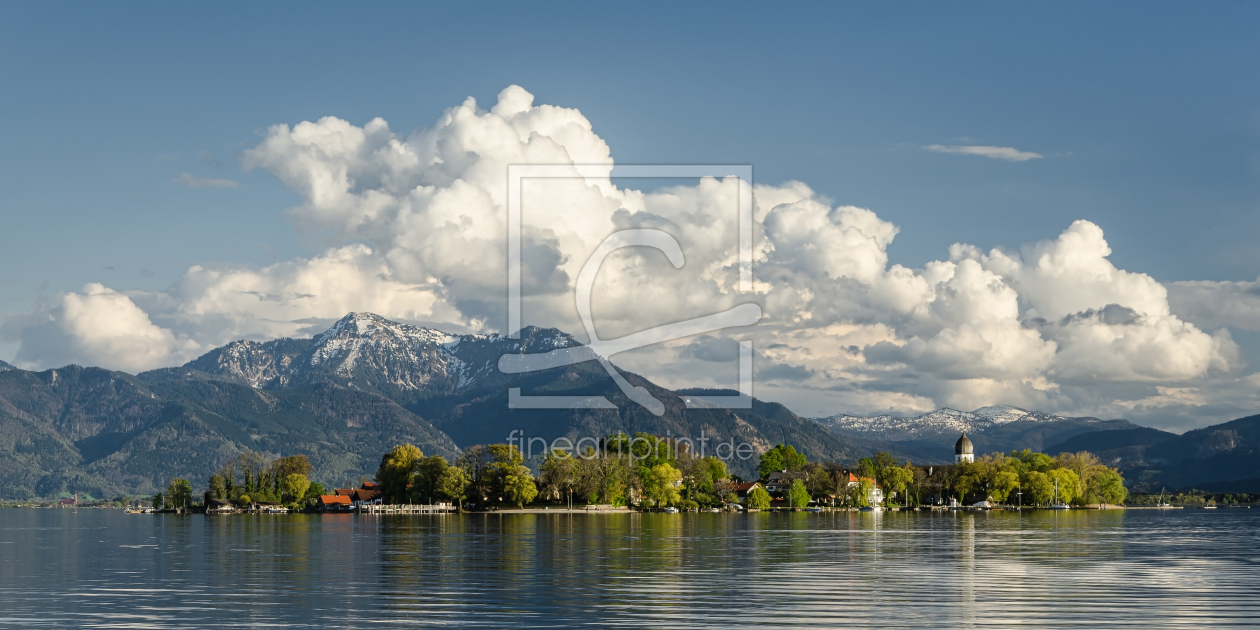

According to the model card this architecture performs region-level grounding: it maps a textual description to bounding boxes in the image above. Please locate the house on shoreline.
[318,495,352,512]
[335,484,382,510]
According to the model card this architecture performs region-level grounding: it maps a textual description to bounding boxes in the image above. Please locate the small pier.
[357,503,456,514]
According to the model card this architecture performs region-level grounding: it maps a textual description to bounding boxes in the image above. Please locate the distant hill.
[0,364,458,499]
[1045,427,1177,454]
[0,313,865,498]
[1044,415,1260,493]
[814,403,1260,492]
[814,405,1137,463]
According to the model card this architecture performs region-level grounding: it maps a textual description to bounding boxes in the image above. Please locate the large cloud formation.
[3,86,1256,430]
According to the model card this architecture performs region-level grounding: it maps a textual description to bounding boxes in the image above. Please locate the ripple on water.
[0,509,1257,628]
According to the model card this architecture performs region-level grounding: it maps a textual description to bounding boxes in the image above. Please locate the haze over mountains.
[0,312,1255,499]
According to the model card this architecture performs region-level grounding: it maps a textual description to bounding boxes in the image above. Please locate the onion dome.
[955,432,974,456]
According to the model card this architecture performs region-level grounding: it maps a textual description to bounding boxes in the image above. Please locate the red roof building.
[350,489,381,504]
[318,495,352,512]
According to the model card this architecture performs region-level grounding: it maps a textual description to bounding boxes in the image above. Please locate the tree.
[438,467,471,510]
[857,457,877,480]
[882,466,913,505]
[272,455,314,496]
[207,475,226,501]
[757,445,806,478]
[643,463,682,508]
[747,486,772,510]
[1013,449,1055,473]
[152,491,164,510]
[282,474,311,506]
[990,470,1020,504]
[953,467,981,502]
[1092,469,1128,505]
[1024,471,1053,506]
[909,465,929,505]
[788,479,810,509]
[626,433,675,469]
[872,452,897,474]
[456,445,495,503]
[803,462,832,498]
[855,478,873,507]
[305,482,327,503]
[488,443,525,467]
[1047,468,1082,504]
[413,456,450,503]
[502,464,538,507]
[701,457,728,489]
[539,451,576,502]
[1057,452,1102,501]
[576,447,634,506]
[166,479,193,513]
[377,444,424,503]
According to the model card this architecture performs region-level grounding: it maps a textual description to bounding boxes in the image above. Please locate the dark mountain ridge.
[1047,416,1260,492]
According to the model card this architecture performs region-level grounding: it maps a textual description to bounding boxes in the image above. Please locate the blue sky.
[1,2,1258,426]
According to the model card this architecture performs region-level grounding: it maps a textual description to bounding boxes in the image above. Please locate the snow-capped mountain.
[163,312,581,395]
[812,403,1139,461]
[815,405,1081,442]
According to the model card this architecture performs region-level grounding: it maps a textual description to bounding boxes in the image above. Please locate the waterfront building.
[764,470,809,494]
[838,470,884,506]
[318,495,352,512]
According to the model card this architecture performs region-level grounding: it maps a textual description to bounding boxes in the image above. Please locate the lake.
[0,508,1256,628]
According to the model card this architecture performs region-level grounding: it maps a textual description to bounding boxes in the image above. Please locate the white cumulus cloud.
[1,85,1253,430]
[1166,277,1260,331]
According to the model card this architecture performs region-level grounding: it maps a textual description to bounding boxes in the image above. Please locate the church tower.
[955,433,974,463]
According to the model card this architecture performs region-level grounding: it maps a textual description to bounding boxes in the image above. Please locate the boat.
[708,508,721,513]
[1156,488,1174,509]
[804,507,823,512]
[1204,504,1218,510]
[663,506,679,513]
[858,506,882,512]
[1049,479,1070,510]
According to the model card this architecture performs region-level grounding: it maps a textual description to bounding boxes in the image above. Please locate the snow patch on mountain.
[813,406,1068,441]
[175,312,581,394]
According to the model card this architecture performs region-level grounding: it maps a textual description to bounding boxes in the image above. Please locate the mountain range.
[816,406,1260,493]
[815,406,1138,460]
[1,312,1255,499]
[0,313,864,498]
[1044,416,1260,493]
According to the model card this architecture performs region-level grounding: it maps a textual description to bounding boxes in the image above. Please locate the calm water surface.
[0,508,1257,628]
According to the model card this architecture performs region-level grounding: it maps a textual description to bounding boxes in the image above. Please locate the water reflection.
[0,509,1254,628]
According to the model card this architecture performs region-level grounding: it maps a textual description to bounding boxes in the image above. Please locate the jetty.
[357,503,456,514]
